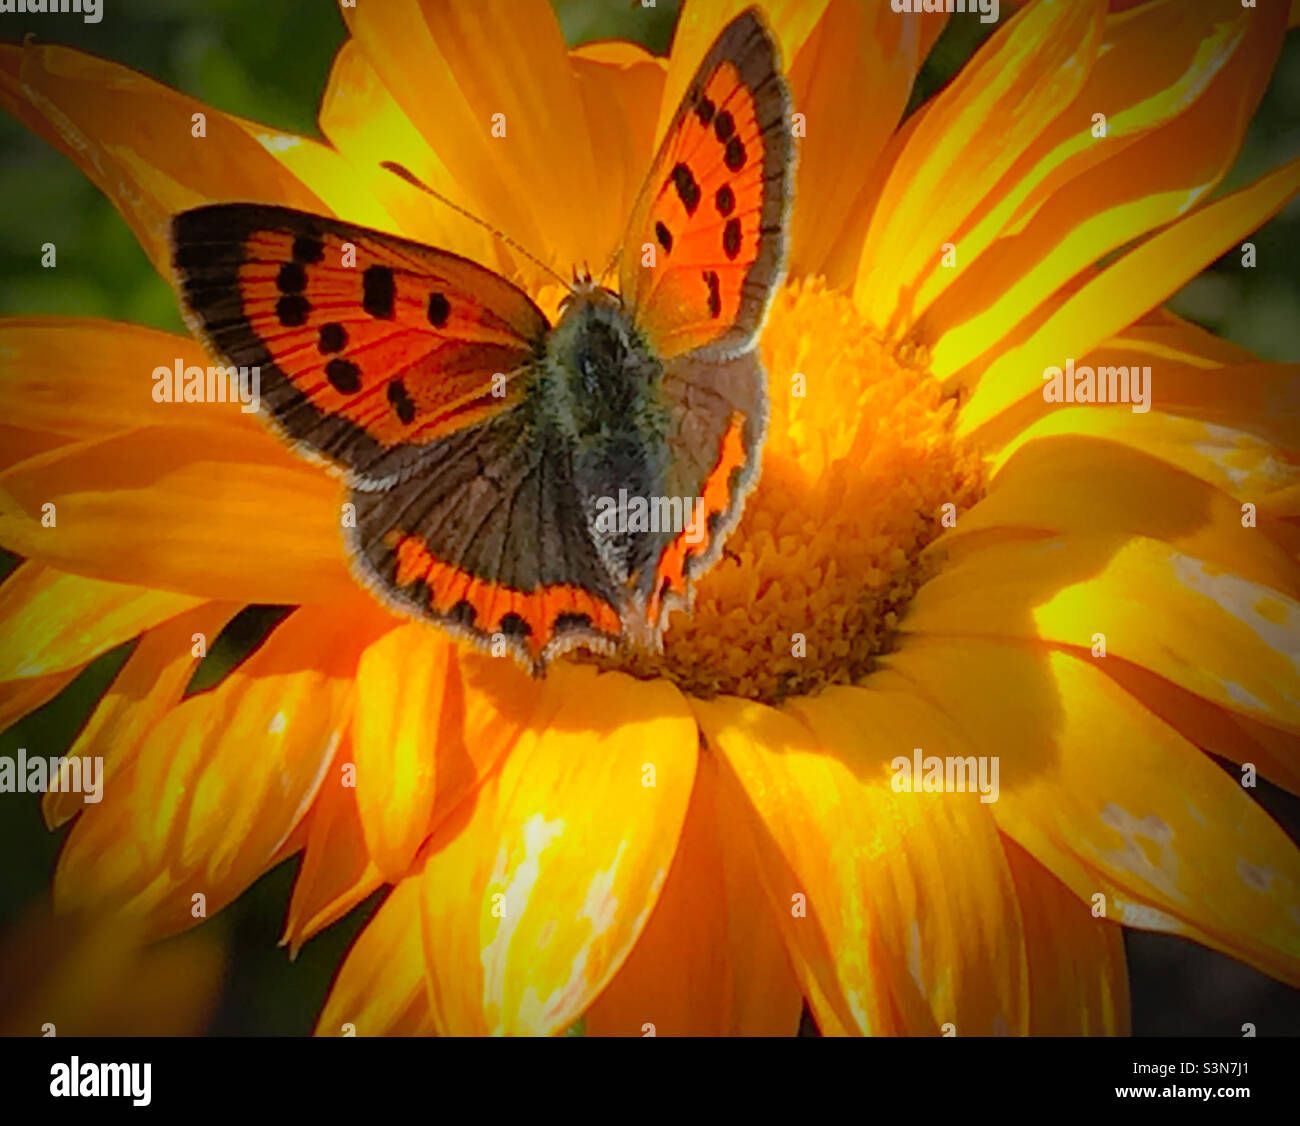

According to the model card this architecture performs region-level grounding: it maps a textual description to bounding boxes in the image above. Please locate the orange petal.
[958,156,1300,438]
[982,405,1299,510]
[905,534,1300,735]
[1004,837,1129,1036]
[0,427,356,605]
[0,562,200,681]
[0,904,223,1037]
[855,0,1106,335]
[569,43,666,252]
[0,665,82,735]
[418,666,698,1035]
[0,318,264,446]
[314,877,434,1036]
[882,637,1300,986]
[341,0,604,278]
[53,607,371,939]
[786,1,925,281]
[282,733,383,958]
[42,602,237,829]
[1,43,381,277]
[585,748,801,1036]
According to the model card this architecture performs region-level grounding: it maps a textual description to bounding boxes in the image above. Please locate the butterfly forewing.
[620,8,793,362]
[171,203,548,488]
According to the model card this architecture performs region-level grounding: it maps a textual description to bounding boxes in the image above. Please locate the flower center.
[578,278,984,704]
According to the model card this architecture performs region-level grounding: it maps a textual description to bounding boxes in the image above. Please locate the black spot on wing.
[669,162,701,216]
[362,265,396,319]
[292,236,324,264]
[725,136,746,172]
[276,295,310,327]
[387,379,417,424]
[318,322,347,354]
[427,292,450,328]
[325,358,361,394]
[723,218,742,260]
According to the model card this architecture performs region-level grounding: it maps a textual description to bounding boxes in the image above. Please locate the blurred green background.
[0,0,1297,1035]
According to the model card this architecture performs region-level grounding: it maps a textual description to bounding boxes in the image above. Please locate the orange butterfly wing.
[619,8,793,361]
[617,8,791,631]
[172,204,548,487]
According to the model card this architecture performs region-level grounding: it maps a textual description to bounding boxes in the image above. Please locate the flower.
[1,0,1299,1036]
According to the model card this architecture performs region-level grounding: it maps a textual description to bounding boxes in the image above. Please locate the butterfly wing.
[171,203,548,489]
[348,411,625,671]
[618,7,793,362]
[171,203,623,671]
[617,8,791,630]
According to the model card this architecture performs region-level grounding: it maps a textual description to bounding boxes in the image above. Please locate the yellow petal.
[937,434,1299,597]
[0,562,200,680]
[317,40,492,259]
[1005,837,1129,1036]
[352,626,543,880]
[586,749,801,1036]
[1101,656,1300,797]
[957,156,1300,438]
[905,534,1300,734]
[53,607,372,939]
[696,687,1027,1036]
[0,427,355,605]
[855,0,1106,334]
[418,666,697,1035]
[41,602,237,829]
[983,403,1299,506]
[315,877,434,1036]
[882,638,1300,986]
[926,0,1283,371]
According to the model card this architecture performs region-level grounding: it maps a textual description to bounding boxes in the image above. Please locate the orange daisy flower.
[1,0,1298,1036]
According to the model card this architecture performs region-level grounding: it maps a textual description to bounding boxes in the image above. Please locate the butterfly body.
[170,7,793,674]
[540,282,672,587]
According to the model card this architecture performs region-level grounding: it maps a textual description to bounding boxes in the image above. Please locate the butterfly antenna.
[380,161,572,291]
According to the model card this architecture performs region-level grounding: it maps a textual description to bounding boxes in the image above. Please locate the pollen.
[583,277,985,703]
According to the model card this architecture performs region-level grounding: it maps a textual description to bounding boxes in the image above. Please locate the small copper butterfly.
[170,7,792,673]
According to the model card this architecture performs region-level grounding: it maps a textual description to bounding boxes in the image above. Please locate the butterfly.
[169,7,793,674]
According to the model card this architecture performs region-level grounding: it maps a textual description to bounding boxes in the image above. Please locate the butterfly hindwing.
[620,8,793,361]
[171,203,549,487]
[347,410,624,670]
[632,349,768,629]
